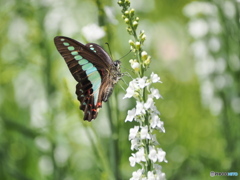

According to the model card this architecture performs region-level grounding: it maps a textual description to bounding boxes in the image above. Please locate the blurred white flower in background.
[104,6,118,24]
[183,1,217,17]
[184,0,240,116]
[188,19,209,39]
[82,24,105,42]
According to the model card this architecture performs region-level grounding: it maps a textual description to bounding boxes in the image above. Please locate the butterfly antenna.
[119,50,132,60]
[105,42,113,59]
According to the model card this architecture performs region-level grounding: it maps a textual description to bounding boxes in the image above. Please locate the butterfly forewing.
[54,36,119,121]
[85,43,114,66]
[54,36,110,79]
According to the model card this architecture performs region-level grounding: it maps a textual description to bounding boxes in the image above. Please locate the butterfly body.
[54,36,122,121]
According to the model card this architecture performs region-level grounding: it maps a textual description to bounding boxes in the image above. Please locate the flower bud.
[118,1,122,5]
[127,27,132,34]
[135,42,140,49]
[141,34,146,41]
[141,51,148,60]
[130,46,136,52]
[125,0,130,5]
[133,21,138,28]
[144,56,151,66]
[129,40,135,46]
[124,18,129,24]
[130,8,135,16]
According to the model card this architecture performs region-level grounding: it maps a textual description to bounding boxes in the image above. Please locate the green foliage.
[0,0,239,180]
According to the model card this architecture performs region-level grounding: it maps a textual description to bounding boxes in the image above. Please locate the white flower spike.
[119,1,167,179]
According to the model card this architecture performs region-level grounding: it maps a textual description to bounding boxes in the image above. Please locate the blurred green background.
[0,0,239,180]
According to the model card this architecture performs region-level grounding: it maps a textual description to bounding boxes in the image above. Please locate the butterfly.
[54,36,122,121]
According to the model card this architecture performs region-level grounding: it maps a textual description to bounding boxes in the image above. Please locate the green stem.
[96,0,121,179]
[85,124,115,179]
[129,25,144,77]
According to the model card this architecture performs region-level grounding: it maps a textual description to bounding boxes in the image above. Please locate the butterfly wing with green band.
[54,36,122,121]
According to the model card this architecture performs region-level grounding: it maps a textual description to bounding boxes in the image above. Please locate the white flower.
[124,88,134,99]
[130,169,143,180]
[129,126,139,140]
[144,97,154,110]
[130,138,140,150]
[130,60,140,71]
[158,121,165,133]
[148,146,158,162]
[136,147,146,162]
[157,148,167,163]
[136,101,145,115]
[129,147,146,167]
[131,61,140,69]
[150,134,160,145]
[150,72,162,83]
[126,108,136,122]
[129,153,137,167]
[124,85,135,99]
[123,79,139,99]
[154,164,166,180]
[156,172,166,180]
[147,171,155,180]
[153,164,162,171]
[151,114,165,133]
[150,88,161,99]
[140,126,151,140]
[151,114,159,129]
[138,77,149,88]
[151,105,160,115]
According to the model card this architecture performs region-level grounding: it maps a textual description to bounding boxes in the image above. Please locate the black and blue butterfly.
[54,36,122,121]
